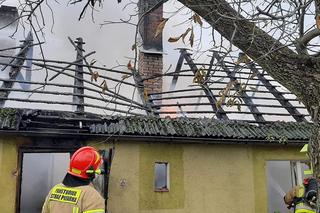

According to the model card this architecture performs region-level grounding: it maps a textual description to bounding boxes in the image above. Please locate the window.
[266,160,310,213]
[154,162,169,192]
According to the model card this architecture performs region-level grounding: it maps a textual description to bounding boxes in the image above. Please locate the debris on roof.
[0,108,20,129]
[0,108,313,143]
[89,116,313,141]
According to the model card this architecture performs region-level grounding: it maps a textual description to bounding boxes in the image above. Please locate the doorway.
[19,152,70,213]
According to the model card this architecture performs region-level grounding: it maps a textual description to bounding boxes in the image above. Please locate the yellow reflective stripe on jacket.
[297,185,305,197]
[73,207,79,213]
[295,209,316,213]
[83,209,105,213]
[295,202,316,213]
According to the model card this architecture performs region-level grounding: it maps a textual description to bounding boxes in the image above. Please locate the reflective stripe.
[71,168,82,175]
[295,209,316,213]
[73,207,79,213]
[94,152,101,164]
[304,169,313,175]
[83,209,105,213]
[295,202,316,213]
[86,169,102,174]
[300,144,308,153]
[95,169,102,175]
[297,186,304,197]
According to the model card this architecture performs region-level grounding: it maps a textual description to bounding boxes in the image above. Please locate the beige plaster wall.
[0,137,18,212]
[90,141,306,213]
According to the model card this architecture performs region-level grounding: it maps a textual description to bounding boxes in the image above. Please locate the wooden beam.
[212,52,265,123]
[0,32,33,107]
[248,63,307,122]
[169,52,184,91]
[73,37,85,113]
[131,68,157,116]
[180,49,228,120]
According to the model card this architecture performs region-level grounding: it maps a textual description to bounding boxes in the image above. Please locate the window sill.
[154,188,169,192]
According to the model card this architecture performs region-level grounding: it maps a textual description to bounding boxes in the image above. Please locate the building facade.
[0,109,311,213]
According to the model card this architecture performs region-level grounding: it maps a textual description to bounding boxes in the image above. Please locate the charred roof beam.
[180,49,228,120]
[247,63,307,122]
[212,51,265,123]
[0,32,33,107]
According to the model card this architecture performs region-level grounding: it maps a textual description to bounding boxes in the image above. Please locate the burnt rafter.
[0,32,33,107]
[169,52,184,91]
[179,49,228,120]
[72,37,85,113]
[131,68,158,116]
[247,63,307,122]
[148,49,309,124]
[0,35,150,115]
[176,0,316,122]
[212,52,265,123]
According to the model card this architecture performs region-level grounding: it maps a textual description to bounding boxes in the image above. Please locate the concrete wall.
[0,137,18,213]
[252,146,306,212]
[93,141,306,213]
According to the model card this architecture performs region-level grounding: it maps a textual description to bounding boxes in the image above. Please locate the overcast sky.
[2,0,139,66]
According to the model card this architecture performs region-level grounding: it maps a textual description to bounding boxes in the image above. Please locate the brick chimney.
[138,0,163,97]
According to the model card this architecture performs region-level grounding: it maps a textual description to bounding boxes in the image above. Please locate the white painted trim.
[296,161,303,185]
[166,163,170,191]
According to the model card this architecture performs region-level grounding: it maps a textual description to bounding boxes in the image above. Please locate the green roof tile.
[91,116,314,142]
[0,108,314,143]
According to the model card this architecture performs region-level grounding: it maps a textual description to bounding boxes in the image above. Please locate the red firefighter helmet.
[68,146,102,179]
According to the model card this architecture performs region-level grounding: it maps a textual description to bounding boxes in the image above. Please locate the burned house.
[0,108,312,213]
[0,3,314,213]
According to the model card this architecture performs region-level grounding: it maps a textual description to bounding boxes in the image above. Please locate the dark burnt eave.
[0,108,313,145]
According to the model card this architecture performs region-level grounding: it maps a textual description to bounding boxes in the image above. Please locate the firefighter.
[42,146,105,213]
[284,144,318,213]
[284,177,317,213]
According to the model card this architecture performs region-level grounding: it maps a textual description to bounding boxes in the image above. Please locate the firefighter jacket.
[284,185,316,213]
[42,183,105,213]
[284,186,301,206]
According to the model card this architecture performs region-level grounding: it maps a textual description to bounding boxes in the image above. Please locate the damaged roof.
[89,116,313,142]
[0,108,313,143]
[0,108,20,129]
